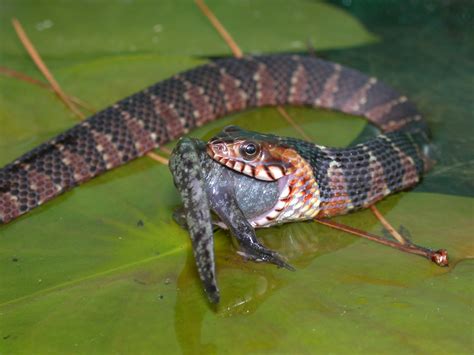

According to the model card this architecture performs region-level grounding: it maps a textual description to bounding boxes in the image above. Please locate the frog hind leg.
[169,138,220,304]
[173,207,225,233]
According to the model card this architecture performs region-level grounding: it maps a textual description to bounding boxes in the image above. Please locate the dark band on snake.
[0,54,431,224]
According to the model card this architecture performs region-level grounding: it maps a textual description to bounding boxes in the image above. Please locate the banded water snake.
[0,54,439,302]
[0,54,431,223]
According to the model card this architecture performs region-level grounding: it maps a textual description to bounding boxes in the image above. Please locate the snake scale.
[0,54,431,225]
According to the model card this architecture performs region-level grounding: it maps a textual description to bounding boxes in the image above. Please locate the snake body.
[0,54,430,224]
[208,122,430,228]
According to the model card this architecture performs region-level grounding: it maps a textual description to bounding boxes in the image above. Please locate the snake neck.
[279,131,428,218]
[249,128,429,225]
[248,148,321,227]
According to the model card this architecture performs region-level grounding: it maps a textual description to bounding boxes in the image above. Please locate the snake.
[1,54,437,303]
[0,54,431,226]
[0,54,430,223]
[169,116,433,302]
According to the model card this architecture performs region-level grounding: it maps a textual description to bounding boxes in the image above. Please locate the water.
[327,0,474,197]
[0,1,472,353]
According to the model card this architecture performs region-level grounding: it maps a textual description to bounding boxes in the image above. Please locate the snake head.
[207,126,299,181]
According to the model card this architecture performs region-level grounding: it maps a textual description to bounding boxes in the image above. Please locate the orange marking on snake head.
[206,126,301,181]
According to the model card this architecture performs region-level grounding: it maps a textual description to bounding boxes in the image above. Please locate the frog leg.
[169,138,220,304]
[173,207,224,232]
[206,169,294,271]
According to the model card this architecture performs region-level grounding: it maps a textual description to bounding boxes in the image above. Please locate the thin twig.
[0,66,96,112]
[0,66,50,89]
[12,18,85,119]
[369,205,408,244]
[306,39,412,247]
[146,151,169,165]
[314,218,448,266]
[194,0,311,140]
[196,2,449,266]
[276,106,311,141]
[11,18,170,161]
[195,0,243,58]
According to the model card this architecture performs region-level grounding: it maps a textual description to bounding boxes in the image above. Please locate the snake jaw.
[207,128,294,182]
[208,126,324,227]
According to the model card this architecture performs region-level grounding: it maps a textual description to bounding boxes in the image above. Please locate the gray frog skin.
[169,137,293,303]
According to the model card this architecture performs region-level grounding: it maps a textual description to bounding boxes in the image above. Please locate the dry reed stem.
[146,152,169,165]
[194,0,439,260]
[12,18,85,119]
[9,9,439,261]
[314,218,448,266]
[195,0,243,58]
[0,66,96,112]
[370,205,408,244]
[11,18,170,164]
[276,106,312,141]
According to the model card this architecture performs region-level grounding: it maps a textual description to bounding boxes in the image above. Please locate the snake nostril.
[211,142,228,155]
[219,144,228,154]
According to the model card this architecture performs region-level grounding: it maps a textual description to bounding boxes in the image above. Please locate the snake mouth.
[207,126,292,182]
[207,141,251,176]
[207,141,286,182]
[206,140,228,158]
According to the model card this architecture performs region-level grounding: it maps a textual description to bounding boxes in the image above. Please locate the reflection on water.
[172,205,395,353]
[172,1,473,352]
[174,251,217,355]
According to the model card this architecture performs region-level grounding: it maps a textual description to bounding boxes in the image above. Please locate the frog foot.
[237,244,295,271]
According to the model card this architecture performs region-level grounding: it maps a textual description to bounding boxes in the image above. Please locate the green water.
[328,0,474,197]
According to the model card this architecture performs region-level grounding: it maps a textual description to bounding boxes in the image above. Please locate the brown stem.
[158,146,173,155]
[314,218,448,267]
[276,106,312,141]
[0,66,50,89]
[194,0,310,142]
[369,205,408,244]
[0,66,96,113]
[195,0,243,58]
[12,18,85,119]
[10,19,170,162]
[147,151,169,165]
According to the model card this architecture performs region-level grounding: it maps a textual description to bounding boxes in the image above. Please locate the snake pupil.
[239,141,260,160]
[245,144,256,155]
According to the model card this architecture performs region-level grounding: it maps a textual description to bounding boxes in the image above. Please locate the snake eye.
[240,141,260,160]
[245,144,257,155]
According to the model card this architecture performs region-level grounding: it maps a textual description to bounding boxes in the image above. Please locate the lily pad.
[1,183,472,353]
[1,0,473,354]
[0,0,376,60]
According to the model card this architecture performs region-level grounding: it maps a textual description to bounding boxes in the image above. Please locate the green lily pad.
[0,0,376,60]
[1,0,473,353]
[1,72,473,351]
[0,55,368,303]
[1,182,472,353]
[0,55,206,157]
